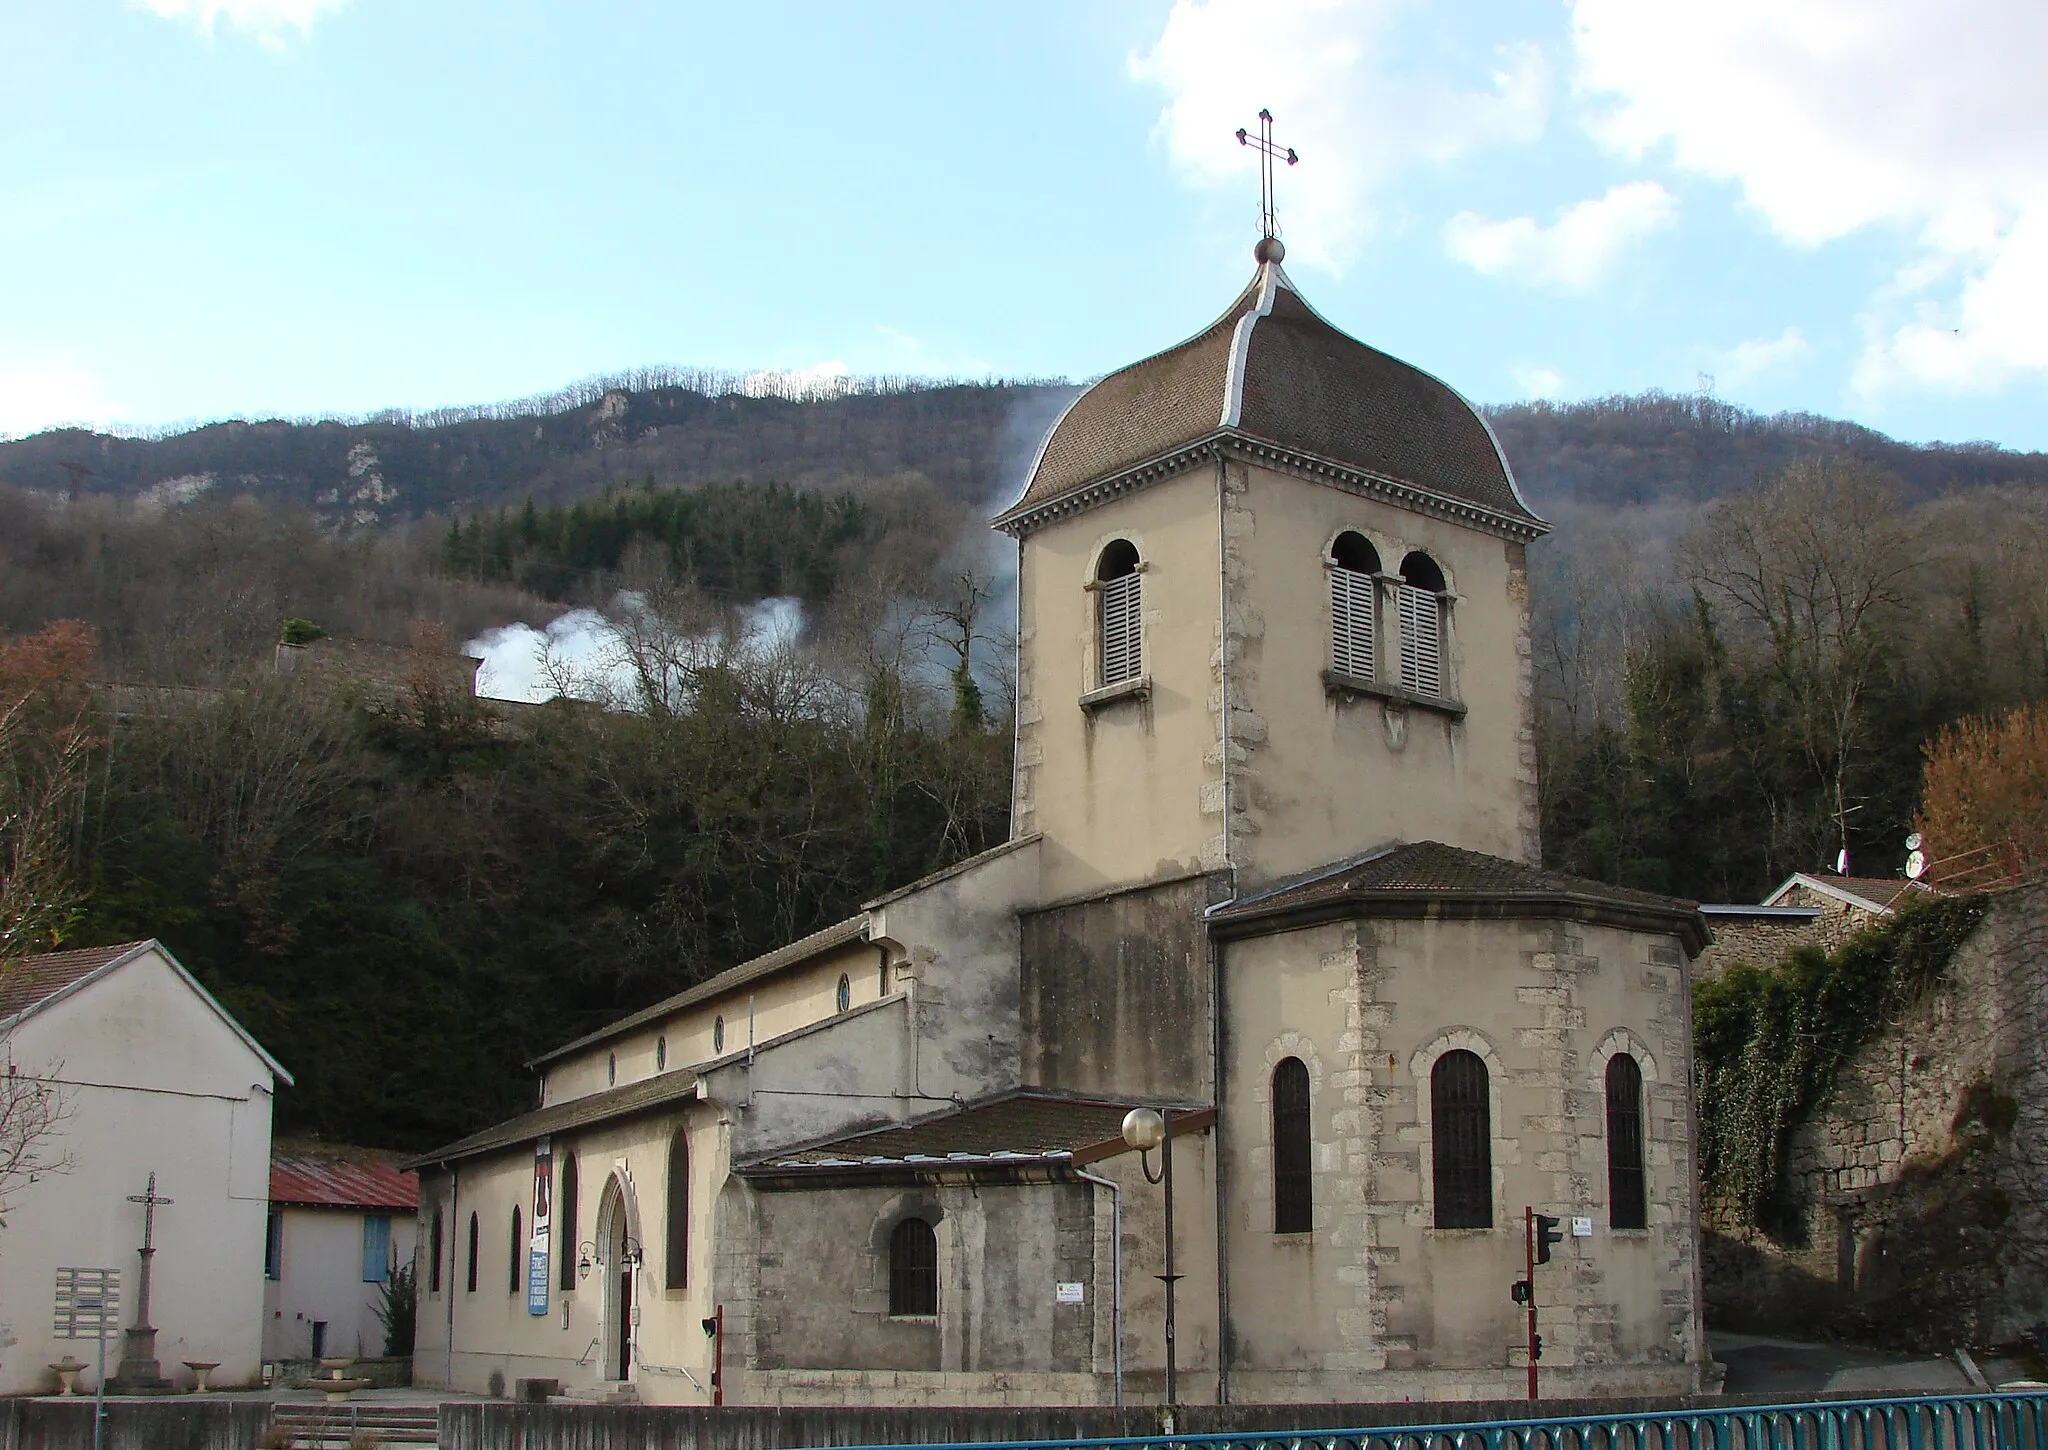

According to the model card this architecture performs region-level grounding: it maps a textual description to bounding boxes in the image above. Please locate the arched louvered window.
[556,1154,579,1292]
[1272,1057,1313,1234]
[665,1124,690,1291]
[428,1207,444,1294]
[1329,532,1381,681]
[1096,540,1142,687]
[509,1205,522,1294]
[1398,551,1447,699]
[1606,1053,1648,1230]
[1431,1049,1492,1229]
[888,1217,938,1316]
[465,1211,479,1293]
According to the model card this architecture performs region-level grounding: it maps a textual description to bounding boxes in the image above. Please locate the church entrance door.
[596,1174,636,1384]
[615,1265,633,1380]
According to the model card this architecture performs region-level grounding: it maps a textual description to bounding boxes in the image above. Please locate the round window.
[836,973,851,1012]
[607,1051,616,1086]
[656,1035,667,1071]
[713,1016,725,1053]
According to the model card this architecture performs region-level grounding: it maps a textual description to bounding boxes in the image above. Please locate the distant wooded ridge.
[3,377,2045,526]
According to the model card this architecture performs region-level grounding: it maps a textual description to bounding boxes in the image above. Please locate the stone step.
[271,1403,440,1446]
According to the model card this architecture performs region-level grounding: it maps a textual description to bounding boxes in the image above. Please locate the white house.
[0,939,289,1395]
[265,1143,419,1363]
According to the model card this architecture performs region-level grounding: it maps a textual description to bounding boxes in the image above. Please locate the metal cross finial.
[126,1173,173,1253]
[1235,107,1299,248]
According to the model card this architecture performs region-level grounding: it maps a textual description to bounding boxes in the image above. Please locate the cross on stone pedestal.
[109,1172,174,1394]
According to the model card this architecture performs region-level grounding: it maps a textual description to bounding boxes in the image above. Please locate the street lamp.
[1121,1107,1179,1405]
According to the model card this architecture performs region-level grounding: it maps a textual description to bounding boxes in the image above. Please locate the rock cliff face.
[1703,883,2048,1350]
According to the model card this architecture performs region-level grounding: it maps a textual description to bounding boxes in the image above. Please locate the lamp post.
[1121,1106,1179,1406]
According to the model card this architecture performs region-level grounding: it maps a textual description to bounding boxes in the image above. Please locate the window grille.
[1606,1053,1648,1230]
[1431,1049,1492,1228]
[555,1156,578,1291]
[1099,572,1142,686]
[1399,585,1443,698]
[508,1207,522,1294]
[1330,566,1376,679]
[1272,1057,1313,1234]
[465,1211,479,1293]
[889,1217,938,1316]
[361,1214,390,1284]
[665,1125,690,1291]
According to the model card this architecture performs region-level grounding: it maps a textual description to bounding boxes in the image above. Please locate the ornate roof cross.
[1236,108,1299,250]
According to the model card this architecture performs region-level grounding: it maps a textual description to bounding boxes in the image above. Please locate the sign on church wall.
[528,1137,551,1316]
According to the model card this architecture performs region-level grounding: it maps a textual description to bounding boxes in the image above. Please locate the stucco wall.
[1217,913,1701,1401]
[262,1206,417,1361]
[0,950,275,1394]
[1224,460,1539,885]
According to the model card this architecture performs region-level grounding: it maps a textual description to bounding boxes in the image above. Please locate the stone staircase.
[269,1401,440,1447]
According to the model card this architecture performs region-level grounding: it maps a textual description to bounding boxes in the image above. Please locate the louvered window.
[1606,1054,1648,1230]
[889,1217,938,1316]
[1329,531,1380,680]
[1431,1049,1492,1229]
[1272,1057,1313,1234]
[1096,541,1143,687]
[1398,551,1447,699]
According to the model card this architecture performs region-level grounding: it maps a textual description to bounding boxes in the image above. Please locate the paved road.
[1708,1331,2042,1397]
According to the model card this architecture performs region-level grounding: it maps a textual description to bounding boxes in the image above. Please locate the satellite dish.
[1906,850,1927,880]
[1905,832,1924,852]
[1835,848,1850,874]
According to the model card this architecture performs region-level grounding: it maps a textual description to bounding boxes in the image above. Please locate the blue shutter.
[361,1214,391,1283]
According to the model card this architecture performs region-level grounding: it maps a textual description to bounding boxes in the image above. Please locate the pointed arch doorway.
[595,1174,641,1383]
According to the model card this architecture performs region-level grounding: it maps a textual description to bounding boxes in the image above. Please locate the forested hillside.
[6,380,2048,1151]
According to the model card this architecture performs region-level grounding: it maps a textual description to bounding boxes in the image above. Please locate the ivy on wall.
[1694,895,1991,1237]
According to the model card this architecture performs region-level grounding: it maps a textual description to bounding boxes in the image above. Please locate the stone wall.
[1703,883,2048,1349]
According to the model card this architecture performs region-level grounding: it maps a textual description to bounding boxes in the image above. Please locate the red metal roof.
[270,1144,418,1211]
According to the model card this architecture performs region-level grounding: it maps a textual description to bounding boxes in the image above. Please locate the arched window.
[465,1211,479,1293]
[1398,551,1446,698]
[1328,532,1380,681]
[713,1016,725,1054]
[1431,1049,1492,1229]
[1096,540,1142,687]
[1606,1053,1648,1230]
[656,1035,666,1072]
[556,1154,579,1292]
[428,1206,444,1294]
[664,1124,690,1291]
[836,973,851,1013]
[509,1205,523,1294]
[1272,1057,1313,1234]
[889,1217,938,1316]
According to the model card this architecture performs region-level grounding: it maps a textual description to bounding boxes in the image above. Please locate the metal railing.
[845,1393,2048,1450]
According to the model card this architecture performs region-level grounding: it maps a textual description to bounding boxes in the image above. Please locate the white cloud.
[0,360,120,440]
[1130,0,1547,269]
[1444,181,1674,291]
[135,0,348,45]
[1510,363,1569,399]
[1571,0,2048,392]
[1719,326,1811,385]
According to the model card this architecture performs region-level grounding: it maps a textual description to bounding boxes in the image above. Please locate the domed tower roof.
[993,258,1543,538]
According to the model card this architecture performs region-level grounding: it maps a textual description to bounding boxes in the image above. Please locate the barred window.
[1096,540,1143,687]
[508,1206,522,1295]
[1431,1049,1492,1229]
[1398,551,1447,699]
[1329,532,1380,680]
[665,1124,690,1291]
[889,1217,938,1317]
[556,1154,579,1292]
[1606,1053,1648,1230]
[1272,1057,1313,1234]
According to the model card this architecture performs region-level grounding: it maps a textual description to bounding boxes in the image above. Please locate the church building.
[408,239,1710,1406]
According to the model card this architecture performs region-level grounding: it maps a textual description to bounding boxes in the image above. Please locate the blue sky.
[5,0,2046,450]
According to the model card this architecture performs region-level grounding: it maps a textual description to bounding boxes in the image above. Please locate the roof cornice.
[1210,886,1708,957]
[992,430,1550,542]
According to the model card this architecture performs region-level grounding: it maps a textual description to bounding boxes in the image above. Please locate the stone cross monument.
[108,1172,174,1394]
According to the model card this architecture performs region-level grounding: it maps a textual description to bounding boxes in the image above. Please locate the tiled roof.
[1803,875,1930,912]
[528,914,869,1068]
[271,1143,418,1211]
[404,1068,698,1170]
[0,941,149,1020]
[743,1092,1211,1175]
[997,262,1540,534]
[1210,841,1707,953]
